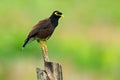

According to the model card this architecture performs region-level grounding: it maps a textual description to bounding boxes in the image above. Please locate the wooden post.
[36,45,63,80]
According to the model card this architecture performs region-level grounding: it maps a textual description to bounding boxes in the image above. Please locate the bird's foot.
[42,44,48,52]
[39,42,49,61]
[39,42,48,52]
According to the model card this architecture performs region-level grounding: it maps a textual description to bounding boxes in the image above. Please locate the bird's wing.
[22,18,51,48]
[28,18,51,38]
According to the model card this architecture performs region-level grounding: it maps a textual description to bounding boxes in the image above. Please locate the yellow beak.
[61,15,64,17]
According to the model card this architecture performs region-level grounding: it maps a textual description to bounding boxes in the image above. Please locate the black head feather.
[50,11,63,27]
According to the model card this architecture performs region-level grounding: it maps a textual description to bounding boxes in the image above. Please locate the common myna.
[22,11,63,49]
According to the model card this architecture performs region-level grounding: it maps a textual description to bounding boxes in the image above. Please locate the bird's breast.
[36,28,54,40]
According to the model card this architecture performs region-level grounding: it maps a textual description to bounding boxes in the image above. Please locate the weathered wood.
[36,62,63,80]
[36,68,48,80]
[36,45,63,80]
[45,61,63,80]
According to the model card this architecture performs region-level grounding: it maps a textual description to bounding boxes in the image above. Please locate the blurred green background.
[0,0,120,80]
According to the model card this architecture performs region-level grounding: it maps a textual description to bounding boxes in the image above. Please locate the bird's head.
[50,11,63,19]
[53,11,63,17]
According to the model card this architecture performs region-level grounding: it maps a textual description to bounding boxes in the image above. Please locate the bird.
[22,10,63,50]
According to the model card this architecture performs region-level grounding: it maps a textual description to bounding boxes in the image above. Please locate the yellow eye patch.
[54,12,64,17]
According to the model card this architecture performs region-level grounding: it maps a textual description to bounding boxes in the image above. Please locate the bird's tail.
[22,38,30,50]
[21,37,35,50]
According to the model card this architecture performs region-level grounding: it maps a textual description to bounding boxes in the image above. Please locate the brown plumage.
[22,11,63,49]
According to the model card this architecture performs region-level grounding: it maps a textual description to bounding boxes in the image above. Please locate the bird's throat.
[50,18,59,27]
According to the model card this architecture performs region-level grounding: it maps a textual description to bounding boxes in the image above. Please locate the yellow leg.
[39,41,48,52]
[39,41,49,61]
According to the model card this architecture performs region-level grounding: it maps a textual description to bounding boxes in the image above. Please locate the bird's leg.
[39,41,49,61]
[39,42,48,52]
[42,39,48,50]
